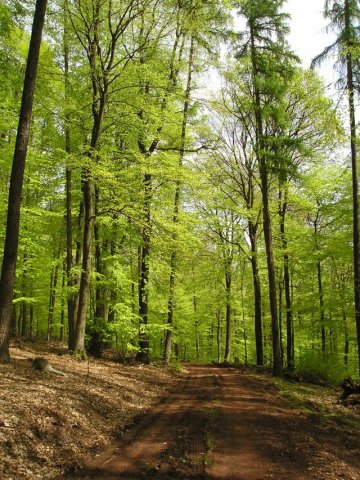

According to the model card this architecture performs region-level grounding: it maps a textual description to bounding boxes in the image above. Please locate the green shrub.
[296,349,356,385]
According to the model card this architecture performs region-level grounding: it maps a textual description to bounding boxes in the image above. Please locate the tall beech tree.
[163,0,229,363]
[236,0,297,374]
[275,69,341,368]
[313,0,360,372]
[206,98,264,365]
[297,163,351,359]
[163,35,195,364]
[219,67,267,365]
[62,0,76,350]
[0,0,47,363]
[134,2,186,363]
[67,0,140,354]
[211,209,237,363]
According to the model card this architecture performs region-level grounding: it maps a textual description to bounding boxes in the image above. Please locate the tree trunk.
[10,306,16,338]
[73,0,108,353]
[107,240,116,324]
[94,186,106,321]
[63,0,75,350]
[163,249,176,364]
[278,276,283,363]
[249,22,281,375]
[194,296,200,361]
[66,163,75,347]
[284,254,293,368]
[47,259,59,342]
[74,174,94,353]
[343,308,349,365]
[279,190,294,369]
[345,0,360,374]
[60,259,66,342]
[163,35,194,364]
[317,260,326,352]
[71,200,84,333]
[137,172,151,363]
[224,265,232,362]
[21,250,28,337]
[29,303,34,340]
[0,0,47,363]
[240,267,248,366]
[249,222,263,365]
[259,161,281,374]
[136,12,184,363]
[216,309,221,364]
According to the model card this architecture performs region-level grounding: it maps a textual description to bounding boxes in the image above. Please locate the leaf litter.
[0,341,175,479]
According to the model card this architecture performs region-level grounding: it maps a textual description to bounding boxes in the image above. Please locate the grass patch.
[191,454,214,467]
[202,398,221,464]
[168,361,183,374]
[272,375,360,432]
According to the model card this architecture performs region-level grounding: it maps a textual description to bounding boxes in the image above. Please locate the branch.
[156,144,212,153]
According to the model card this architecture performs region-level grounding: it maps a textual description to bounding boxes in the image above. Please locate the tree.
[66,0,141,354]
[312,0,360,372]
[276,69,341,368]
[163,0,230,363]
[0,0,47,363]
[163,35,195,364]
[236,0,297,374]
[62,0,76,350]
[134,1,187,363]
[205,92,264,365]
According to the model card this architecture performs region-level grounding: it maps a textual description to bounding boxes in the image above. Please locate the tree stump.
[340,377,360,401]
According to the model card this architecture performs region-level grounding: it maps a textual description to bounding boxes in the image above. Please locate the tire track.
[68,365,217,479]
[66,365,360,480]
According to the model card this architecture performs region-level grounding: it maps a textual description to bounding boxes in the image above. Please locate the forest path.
[68,364,360,480]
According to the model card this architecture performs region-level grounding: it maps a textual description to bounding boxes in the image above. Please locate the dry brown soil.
[68,364,360,480]
[1,343,360,480]
[0,342,175,479]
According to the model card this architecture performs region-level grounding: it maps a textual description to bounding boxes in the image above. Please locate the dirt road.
[69,364,360,480]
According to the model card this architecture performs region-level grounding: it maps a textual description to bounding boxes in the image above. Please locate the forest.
[0,0,359,383]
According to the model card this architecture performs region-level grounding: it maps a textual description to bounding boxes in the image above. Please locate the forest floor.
[1,343,360,479]
[66,363,360,480]
[0,341,175,480]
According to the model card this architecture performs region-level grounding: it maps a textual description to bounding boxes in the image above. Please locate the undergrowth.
[295,350,357,386]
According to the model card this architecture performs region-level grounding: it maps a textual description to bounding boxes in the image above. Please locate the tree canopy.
[0,0,359,381]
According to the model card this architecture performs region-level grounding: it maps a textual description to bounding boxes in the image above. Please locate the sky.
[286,0,337,85]
[203,0,338,96]
[287,0,329,67]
